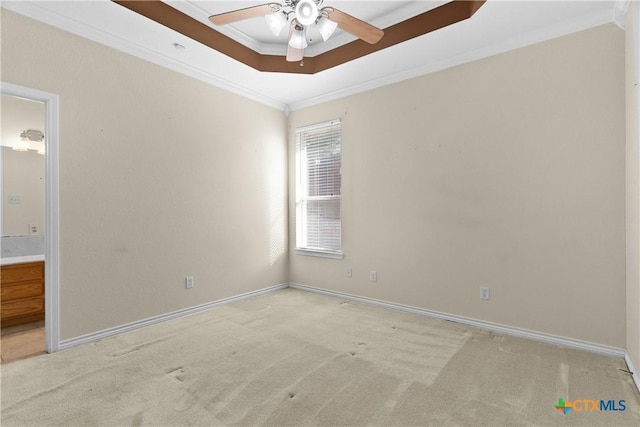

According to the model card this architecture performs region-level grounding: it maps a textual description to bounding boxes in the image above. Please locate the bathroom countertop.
[1,255,45,266]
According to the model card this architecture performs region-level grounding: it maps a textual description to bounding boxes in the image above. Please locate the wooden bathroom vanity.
[1,261,45,327]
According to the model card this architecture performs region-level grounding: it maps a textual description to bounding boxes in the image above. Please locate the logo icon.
[554,397,626,415]
[555,397,572,415]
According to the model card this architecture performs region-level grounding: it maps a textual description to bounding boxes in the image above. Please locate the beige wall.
[0,8,631,353]
[289,24,626,348]
[1,10,289,340]
[626,3,640,375]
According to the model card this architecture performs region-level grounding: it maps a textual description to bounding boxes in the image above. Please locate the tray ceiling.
[1,1,625,111]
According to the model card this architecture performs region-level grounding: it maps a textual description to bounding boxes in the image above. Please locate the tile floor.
[1,321,45,363]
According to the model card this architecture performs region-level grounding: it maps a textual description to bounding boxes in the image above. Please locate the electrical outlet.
[185,276,194,289]
[28,224,39,235]
[345,267,352,278]
[370,271,377,282]
[480,286,490,300]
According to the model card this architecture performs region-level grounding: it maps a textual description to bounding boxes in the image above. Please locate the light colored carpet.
[1,288,639,426]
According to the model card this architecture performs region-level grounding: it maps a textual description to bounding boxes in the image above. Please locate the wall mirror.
[1,93,45,238]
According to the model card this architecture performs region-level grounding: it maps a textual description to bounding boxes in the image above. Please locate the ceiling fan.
[209,0,384,63]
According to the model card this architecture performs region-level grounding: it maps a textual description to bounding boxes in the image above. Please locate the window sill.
[294,249,344,260]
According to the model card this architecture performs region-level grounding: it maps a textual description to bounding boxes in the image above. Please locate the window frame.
[294,119,343,259]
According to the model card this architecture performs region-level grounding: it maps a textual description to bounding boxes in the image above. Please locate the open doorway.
[1,82,59,358]
[1,94,46,362]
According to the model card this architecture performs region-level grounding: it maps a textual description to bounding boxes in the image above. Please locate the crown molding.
[614,0,630,29]
[109,0,487,75]
[0,1,287,111]
[2,1,618,113]
[288,7,615,111]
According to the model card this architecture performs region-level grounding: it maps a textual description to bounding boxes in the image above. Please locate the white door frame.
[2,82,60,353]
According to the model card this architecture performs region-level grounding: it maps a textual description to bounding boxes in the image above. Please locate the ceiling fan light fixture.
[316,16,338,41]
[207,0,387,64]
[295,0,318,26]
[288,26,308,49]
[265,11,287,36]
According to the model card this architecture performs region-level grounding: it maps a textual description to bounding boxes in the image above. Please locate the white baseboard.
[55,281,639,395]
[625,352,640,393]
[288,283,627,359]
[59,283,288,350]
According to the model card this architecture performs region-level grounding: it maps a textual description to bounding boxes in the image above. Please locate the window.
[295,119,342,258]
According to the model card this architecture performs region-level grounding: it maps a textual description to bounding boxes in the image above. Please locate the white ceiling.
[1,1,627,111]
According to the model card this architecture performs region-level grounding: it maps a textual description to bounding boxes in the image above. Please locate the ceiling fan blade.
[323,8,384,44]
[209,3,279,26]
[286,22,304,62]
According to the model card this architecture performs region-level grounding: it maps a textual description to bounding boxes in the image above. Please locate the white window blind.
[296,119,342,255]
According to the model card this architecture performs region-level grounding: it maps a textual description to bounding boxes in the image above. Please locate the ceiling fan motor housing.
[295,0,319,26]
